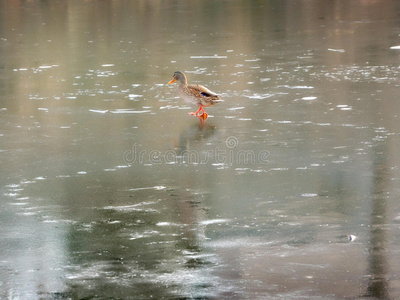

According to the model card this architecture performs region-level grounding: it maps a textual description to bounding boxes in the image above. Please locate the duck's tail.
[211,95,225,103]
[203,95,224,107]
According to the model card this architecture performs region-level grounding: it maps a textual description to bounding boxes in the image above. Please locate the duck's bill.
[168,79,176,84]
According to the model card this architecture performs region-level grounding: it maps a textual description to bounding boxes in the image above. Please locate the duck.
[168,71,223,118]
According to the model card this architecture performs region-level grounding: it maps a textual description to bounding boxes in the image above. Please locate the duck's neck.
[178,74,188,86]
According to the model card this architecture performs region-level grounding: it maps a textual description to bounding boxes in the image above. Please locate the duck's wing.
[187,84,218,98]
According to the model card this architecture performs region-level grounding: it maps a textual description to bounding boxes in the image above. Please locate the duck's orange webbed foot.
[198,106,208,119]
[199,111,208,119]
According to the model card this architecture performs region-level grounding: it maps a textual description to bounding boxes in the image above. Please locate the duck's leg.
[199,106,208,119]
[189,106,203,116]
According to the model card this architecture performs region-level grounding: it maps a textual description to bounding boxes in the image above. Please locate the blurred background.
[1,0,400,299]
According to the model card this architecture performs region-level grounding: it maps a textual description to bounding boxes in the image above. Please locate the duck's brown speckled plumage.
[168,71,223,117]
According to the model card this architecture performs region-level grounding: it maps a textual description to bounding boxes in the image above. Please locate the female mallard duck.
[168,71,223,118]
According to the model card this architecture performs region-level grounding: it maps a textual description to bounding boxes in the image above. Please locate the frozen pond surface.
[1,1,400,299]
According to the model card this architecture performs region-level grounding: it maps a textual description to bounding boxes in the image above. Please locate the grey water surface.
[1,1,400,299]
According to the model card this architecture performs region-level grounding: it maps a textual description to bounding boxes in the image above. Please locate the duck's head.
[168,71,187,84]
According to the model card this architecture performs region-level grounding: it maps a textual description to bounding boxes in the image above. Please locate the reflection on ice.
[128,94,143,99]
[327,48,346,53]
[301,96,317,101]
[89,109,108,114]
[301,193,318,197]
[129,230,160,240]
[89,109,151,114]
[128,186,166,191]
[156,222,181,227]
[278,85,314,89]
[228,106,245,111]
[244,93,273,99]
[199,219,230,226]
[111,109,151,114]
[190,55,228,59]
[2,0,400,299]
[103,202,160,213]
